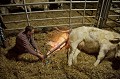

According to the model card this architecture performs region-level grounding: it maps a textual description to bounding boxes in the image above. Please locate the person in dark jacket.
[14,26,44,60]
[0,15,7,48]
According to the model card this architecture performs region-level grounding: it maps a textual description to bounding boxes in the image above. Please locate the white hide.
[0,7,9,14]
[12,0,49,12]
[54,0,66,9]
[68,26,120,66]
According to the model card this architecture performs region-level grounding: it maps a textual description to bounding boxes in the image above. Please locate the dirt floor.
[1,2,120,79]
[1,29,120,79]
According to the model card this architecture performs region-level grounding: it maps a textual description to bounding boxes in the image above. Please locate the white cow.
[20,0,66,11]
[46,0,66,10]
[25,0,49,12]
[0,0,12,14]
[0,0,25,14]
[68,26,120,66]
[0,7,9,14]
[54,0,66,9]
[14,0,49,12]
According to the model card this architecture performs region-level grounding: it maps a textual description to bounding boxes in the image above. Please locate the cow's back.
[89,27,120,43]
[70,26,120,53]
[69,26,91,42]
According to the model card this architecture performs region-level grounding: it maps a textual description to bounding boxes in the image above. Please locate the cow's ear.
[109,38,120,44]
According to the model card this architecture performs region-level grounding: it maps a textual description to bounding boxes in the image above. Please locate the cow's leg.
[59,3,63,9]
[68,47,73,66]
[44,4,48,10]
[115,42,120,58]
[72,40,85,64]
[26,6,31,12]
[0,7,9,14]
[68,40,81,66]
[72,48,80,64]
[94,44,109,66]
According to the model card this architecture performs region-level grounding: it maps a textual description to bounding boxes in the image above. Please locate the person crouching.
[14,26,44,60]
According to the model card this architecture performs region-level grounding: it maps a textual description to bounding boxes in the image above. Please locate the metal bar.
[108,15,120,17]
[97,0,105,28]
[5,22,94,31]
[96,0,112,28]
[4,15,96,24]
[0,9,97,16]
[23,0,30,26]
[4,20,28,24]
[106,24,120,34]
[101,0,112,28]
[110,8,120,10]
[108,18,120,25]
[69,0,72,28]
[107,21,120,24]
[110,10,120,15]
[0,1,99,7]
[1,0,119,30]
[83,0,87,24]
[112,1,120,3]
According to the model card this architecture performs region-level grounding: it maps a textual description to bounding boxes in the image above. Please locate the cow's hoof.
[94,60,100,66]
[94,62,99,66]
[68,62,72,66]
[94,63,98,66]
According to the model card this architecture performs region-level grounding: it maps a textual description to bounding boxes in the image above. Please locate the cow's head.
[110,38,120,59]
[115,42,120,59]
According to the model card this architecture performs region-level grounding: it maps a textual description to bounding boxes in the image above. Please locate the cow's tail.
[54,27,72,34]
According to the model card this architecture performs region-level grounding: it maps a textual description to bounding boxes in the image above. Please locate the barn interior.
[0,0,120,79]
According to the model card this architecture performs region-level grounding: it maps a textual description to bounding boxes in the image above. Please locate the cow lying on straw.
[68,26,120,66]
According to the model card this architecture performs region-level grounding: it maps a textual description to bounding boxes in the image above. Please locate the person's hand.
[44,54,47,59]
[35,49,42,54]
[36,49,40,53]
[37,53,44,60]
[47,51,51,55]
[40,54,45,60]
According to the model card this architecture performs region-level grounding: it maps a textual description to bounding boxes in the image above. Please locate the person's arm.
[30,36,38,49]
[21,36,44,60]
[0,16,7,29]
[30,35,41,53]
[21,36,38,56]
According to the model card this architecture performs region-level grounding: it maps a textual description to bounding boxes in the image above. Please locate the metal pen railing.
[0,0,120,30]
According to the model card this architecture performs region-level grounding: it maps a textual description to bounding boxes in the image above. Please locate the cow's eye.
[117,44,120,48]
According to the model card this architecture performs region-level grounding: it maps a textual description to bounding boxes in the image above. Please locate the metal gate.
[0,0,120,31]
